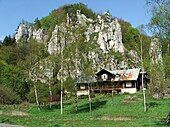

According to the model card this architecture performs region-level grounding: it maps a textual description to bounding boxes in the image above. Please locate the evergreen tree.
[34,17,41,30]
[2,35,16,46]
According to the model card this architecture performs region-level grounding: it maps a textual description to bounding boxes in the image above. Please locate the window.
[101,74,108,81]
[126,82,132,87]
[80,86,86,90]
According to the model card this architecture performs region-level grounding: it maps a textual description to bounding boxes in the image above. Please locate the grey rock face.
[15,23,48,43]
[46,10,127,81]
[48,10,124,54]
[15,23,29,42]
[85,14,124,53]
[150,38,163,64]
[47,24,68,54]
[76,10,93,24]
[33,29,48,43]
[20,9,140,83]
[97,18,124,53]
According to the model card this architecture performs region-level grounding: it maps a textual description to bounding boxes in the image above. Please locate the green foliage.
[141,35,151,72]
[147,0,170,41]
[0,38,49,102]
[108,50,124,61]
[0,45,19,65]
[2,35,16,46]
[34,18,41,30]
[0,85,21,104]
[146,0,170,98]
[40,9,61,31]
[63,3,97,22]
[150,62,166,98]
[89,32,99,42]
[119,20,140,51]
[164,54,170,78]
[27,82,49,104]
[119,19,151,69]
[17,38,49,70]
[40,3,96,36]
[63,76,75,92]
[0,64,30,100]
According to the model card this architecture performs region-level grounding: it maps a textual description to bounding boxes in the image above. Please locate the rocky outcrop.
[46,10,127,81]
[48,10,124,54]
[150,38,166,99]
[84,13,124,53]
[15,23,48,43]
[47,25,67,54]
[17,9,140,83]
[150,38,163,64]
[33,29,48,43]
[76,10,93,24]
[15,23,29,42]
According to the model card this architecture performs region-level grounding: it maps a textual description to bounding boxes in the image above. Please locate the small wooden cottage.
[112,68,142,94]
[76,68,148,95]
[94,68,147,94]
[92,69,115,93]
[76,76,96,96]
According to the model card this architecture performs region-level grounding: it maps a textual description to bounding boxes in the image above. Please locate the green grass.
[0,92,169,127]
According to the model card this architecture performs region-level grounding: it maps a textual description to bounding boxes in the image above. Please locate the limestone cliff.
[48,11,124,55]
[14,5,142,83]
[46,10,127,80]
[15,23,48,43]
[150,38,163,64]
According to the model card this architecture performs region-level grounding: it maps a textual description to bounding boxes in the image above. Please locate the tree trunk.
[88,83,92,112]
[48,81,53,109]
[34,84,40,111]
[74,83,78,112]
[88,92,92,112]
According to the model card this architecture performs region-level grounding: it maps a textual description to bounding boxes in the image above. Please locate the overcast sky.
[0,0,151,40]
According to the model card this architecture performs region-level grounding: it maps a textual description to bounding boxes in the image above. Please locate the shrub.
[27,82,51,104]
[0,86,21,104]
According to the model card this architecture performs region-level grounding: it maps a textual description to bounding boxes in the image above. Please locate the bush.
[0,86,21,104]
[27,82,51,104]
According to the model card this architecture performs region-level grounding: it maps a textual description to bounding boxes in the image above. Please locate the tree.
[0,64,30,100]
[28,40,49,110]
[150,62,166,98]
[147,0,170,34]
[0,40,2,47]
[146,0,170,50]
[0,45,19,65]
[34,18,41,30]
[17,38,49,110]
[2,35,16,46]
[146,0,170,98]
[0,85,21,104]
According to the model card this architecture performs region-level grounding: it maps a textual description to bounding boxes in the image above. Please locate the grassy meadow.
[0,92,169,127]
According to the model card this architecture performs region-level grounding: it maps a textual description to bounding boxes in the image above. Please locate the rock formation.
[15,9,141,83]
[15,23,48,43]
[150,38,163,64]
[48,10,124,55]
[15,23,29,42]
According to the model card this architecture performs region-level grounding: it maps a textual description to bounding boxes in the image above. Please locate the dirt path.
[0,111,28,116]
[0,123,25,127]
